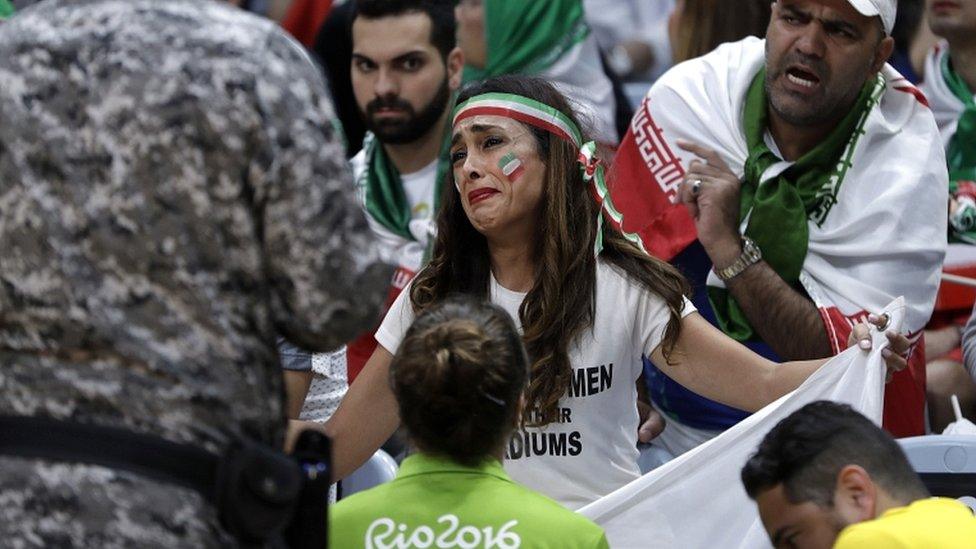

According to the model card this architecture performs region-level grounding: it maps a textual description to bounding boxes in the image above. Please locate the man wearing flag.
[609,0,947,454]
[324,0,462,386]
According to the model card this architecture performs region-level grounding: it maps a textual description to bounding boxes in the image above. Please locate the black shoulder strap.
[0,415,218,500]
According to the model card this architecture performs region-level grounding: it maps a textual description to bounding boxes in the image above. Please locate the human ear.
[833,465,878,522]
[871,36,895,75]
[447,46,464,91]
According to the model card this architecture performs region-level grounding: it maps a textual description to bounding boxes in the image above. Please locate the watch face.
[717,238,761,281]
[744,238,761,260]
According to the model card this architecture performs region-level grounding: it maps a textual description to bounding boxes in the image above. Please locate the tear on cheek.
[498,151,524,182]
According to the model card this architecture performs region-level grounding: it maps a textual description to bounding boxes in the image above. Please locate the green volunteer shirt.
[330,453,610,548]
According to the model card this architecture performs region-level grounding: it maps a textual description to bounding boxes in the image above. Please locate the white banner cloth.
[578,298,904,549]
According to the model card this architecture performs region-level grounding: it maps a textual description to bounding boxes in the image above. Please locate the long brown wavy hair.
[410,75,689,426]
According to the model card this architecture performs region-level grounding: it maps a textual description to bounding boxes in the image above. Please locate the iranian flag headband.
[452,92,635,256]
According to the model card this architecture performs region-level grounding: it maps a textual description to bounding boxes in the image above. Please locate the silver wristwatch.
[715,236,762,281]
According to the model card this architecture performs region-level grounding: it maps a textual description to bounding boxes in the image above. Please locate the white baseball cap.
[846,0,896,35]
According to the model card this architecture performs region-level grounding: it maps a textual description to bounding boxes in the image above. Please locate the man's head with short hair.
[927,0,976,45]
[764,0,895,130]
[350,0,462,145]
[741,401,928,549]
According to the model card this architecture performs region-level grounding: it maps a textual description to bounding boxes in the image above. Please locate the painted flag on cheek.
[499,151,524,182]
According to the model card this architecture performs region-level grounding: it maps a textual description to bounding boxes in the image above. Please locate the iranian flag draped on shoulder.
[607,36,947,437]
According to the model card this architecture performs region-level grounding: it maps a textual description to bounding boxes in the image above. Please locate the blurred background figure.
[583,0,674,82]
[0,0,390,545]
[667,0,771,64]
[960,303,976,423]
[889,0,940,82]
[313,1,367,156]
[615,0,772,112]
[919,0,976,430]
[281,0,334,45]
[330,298,610,548]
[455,0,620,144]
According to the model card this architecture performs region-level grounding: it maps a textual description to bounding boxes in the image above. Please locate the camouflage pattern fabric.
[0,0,392,546]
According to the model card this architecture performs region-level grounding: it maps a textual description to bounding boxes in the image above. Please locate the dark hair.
[741,401,929,505]
[389,296,529,467]
[352,0,457,59]
[672,0,772,63]
[410,75,689,426]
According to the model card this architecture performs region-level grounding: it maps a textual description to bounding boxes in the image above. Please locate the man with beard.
[743,401,976,548]
[606,0,946,456]
[318,0,462,388]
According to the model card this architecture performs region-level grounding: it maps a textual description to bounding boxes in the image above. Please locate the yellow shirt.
[834,497,976,548]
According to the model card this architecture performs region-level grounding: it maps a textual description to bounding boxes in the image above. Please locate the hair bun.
[389,298,529,466]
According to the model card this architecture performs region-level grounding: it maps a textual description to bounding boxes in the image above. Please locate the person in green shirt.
[329,297,609,549]
[742,400,976,549]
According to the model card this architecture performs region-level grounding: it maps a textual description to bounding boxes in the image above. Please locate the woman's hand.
[849,313,912,383]
[637,400,666,443]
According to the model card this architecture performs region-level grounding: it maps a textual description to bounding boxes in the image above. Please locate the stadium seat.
[339,449,398,498]
[899,435,976,511]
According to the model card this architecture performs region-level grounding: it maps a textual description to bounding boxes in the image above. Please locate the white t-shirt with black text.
[375,259,696,510]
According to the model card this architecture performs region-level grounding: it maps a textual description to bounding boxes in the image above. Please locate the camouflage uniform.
[0,0,392,546]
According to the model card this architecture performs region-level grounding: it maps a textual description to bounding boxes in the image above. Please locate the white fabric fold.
[578,297,905,549]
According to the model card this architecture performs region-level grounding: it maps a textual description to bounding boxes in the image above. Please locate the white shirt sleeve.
[636,292,696,356]
[374,279,417,355]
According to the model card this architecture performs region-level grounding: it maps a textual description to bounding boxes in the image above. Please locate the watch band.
[715,236,762,281]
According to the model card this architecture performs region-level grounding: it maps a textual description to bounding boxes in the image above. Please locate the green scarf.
[0,0,14,20]
[462,0,589,82]
[709,68,883,342]
[942,52,976,183]
[362,129,451,243]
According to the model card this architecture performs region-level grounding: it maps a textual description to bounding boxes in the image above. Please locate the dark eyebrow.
[451,123,504,145]
[822,18,860,36]
[780,4,808,19]
[393,50,429,62]
[351,49,428,64]
[780,3,862,37]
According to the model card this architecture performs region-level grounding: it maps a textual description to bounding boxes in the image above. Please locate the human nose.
[794,23,826,59]
[374,67,398,97]
[459,149,484,185]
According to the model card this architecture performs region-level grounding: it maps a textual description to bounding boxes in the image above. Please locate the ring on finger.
[691,179,702,196]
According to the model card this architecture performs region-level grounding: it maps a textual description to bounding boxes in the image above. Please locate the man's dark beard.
[364,76,450,145]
